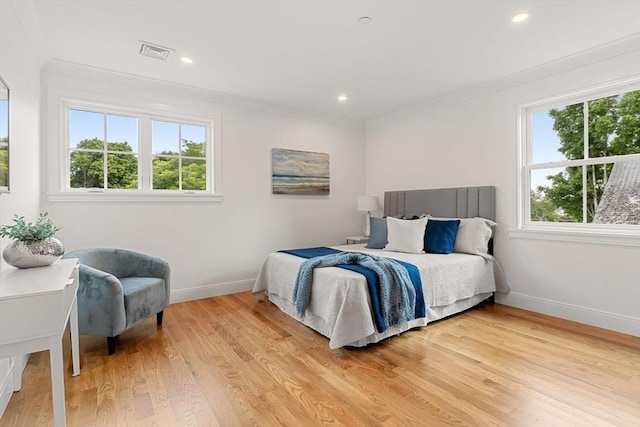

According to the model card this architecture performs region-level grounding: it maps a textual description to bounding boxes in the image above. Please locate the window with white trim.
[61,99,220,200]
[151,120,206,191]
[69,109,140,189]
[519,80,640,233]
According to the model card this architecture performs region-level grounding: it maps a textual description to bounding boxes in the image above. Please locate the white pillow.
[383,216,428,254]
[428,215,497,255]
[455,217,496,255]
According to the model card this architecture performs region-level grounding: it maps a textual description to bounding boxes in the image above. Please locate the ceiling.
[17,0,640,122]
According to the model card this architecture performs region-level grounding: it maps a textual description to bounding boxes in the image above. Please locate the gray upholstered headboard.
[383,186,495,220]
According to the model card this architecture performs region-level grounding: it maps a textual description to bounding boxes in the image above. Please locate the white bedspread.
[253,244,507,349]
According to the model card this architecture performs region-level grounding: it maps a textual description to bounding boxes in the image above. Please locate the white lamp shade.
[357,196,379,212]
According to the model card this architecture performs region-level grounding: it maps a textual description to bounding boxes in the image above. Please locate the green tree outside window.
[530,91,640,223]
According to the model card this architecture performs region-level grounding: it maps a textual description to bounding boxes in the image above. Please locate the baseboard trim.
[170,278,255,304]
[170,282,640,336]
[496,292,640,337]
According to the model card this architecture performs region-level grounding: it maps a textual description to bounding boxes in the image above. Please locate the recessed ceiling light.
[180,57,194,64]
[338,95,348,102]
[357,16,372,24]
[512,13,529,23]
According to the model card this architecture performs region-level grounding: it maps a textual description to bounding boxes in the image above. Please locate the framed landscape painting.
[272,148,330,195]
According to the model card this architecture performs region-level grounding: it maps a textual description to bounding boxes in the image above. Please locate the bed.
[253,186,509,349]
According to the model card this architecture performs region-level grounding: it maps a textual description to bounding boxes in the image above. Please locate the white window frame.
[50,98,222,202]
[513,77,640,247]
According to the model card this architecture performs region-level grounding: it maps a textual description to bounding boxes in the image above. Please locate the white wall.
[365,42,640,336]
[41,62,367,302]
[0,0,45,416]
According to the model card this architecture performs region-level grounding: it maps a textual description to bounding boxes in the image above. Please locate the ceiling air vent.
[138,41,174,61]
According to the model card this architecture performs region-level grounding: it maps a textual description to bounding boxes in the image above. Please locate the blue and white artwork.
[272,148,330,195]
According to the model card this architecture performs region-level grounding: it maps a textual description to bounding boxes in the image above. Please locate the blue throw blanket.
[280,247,425,332]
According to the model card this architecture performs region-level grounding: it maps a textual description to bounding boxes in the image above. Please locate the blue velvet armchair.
[62,248,171,355]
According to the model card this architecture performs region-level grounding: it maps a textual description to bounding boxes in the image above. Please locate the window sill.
[509,226,640,247]
[47,191,224,203]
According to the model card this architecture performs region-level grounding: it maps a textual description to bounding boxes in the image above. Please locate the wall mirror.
[0,75,8,193]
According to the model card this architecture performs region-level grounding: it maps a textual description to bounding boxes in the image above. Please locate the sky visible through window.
[532,111,565,163]
[0,101,7,139]
[152,120,205,154]
[69,110,205,154]
[531,111,563,189]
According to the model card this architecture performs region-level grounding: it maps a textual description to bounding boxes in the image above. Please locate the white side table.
[0,258,80,427]
[345,236,370,244]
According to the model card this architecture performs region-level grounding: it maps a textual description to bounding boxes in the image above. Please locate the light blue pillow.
[365,217,388,249]
[424,219,460,254]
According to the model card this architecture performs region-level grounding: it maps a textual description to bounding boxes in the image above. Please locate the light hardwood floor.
[1,292,639,426]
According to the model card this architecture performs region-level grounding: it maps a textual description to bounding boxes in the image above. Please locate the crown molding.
[366,34,640,129]
[42,59,365,130]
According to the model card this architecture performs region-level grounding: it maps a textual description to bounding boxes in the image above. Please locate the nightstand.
[346,236,369,244]
[0,258,80,426]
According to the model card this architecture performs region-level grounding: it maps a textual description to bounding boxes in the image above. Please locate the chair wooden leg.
[157,310,164,327]
[107,336,117,355]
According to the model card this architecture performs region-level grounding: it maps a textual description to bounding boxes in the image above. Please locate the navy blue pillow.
[366,217,388,249]
[424,219,461,254]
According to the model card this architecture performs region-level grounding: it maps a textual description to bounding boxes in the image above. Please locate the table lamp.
[357,196,379,236]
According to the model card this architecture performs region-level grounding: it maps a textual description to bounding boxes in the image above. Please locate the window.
[151,120,206,191]
[60,99,221,201]
[518,79,640,239]
[69,110,139,189]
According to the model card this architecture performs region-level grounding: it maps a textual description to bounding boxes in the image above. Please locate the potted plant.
[0,212,64,268]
